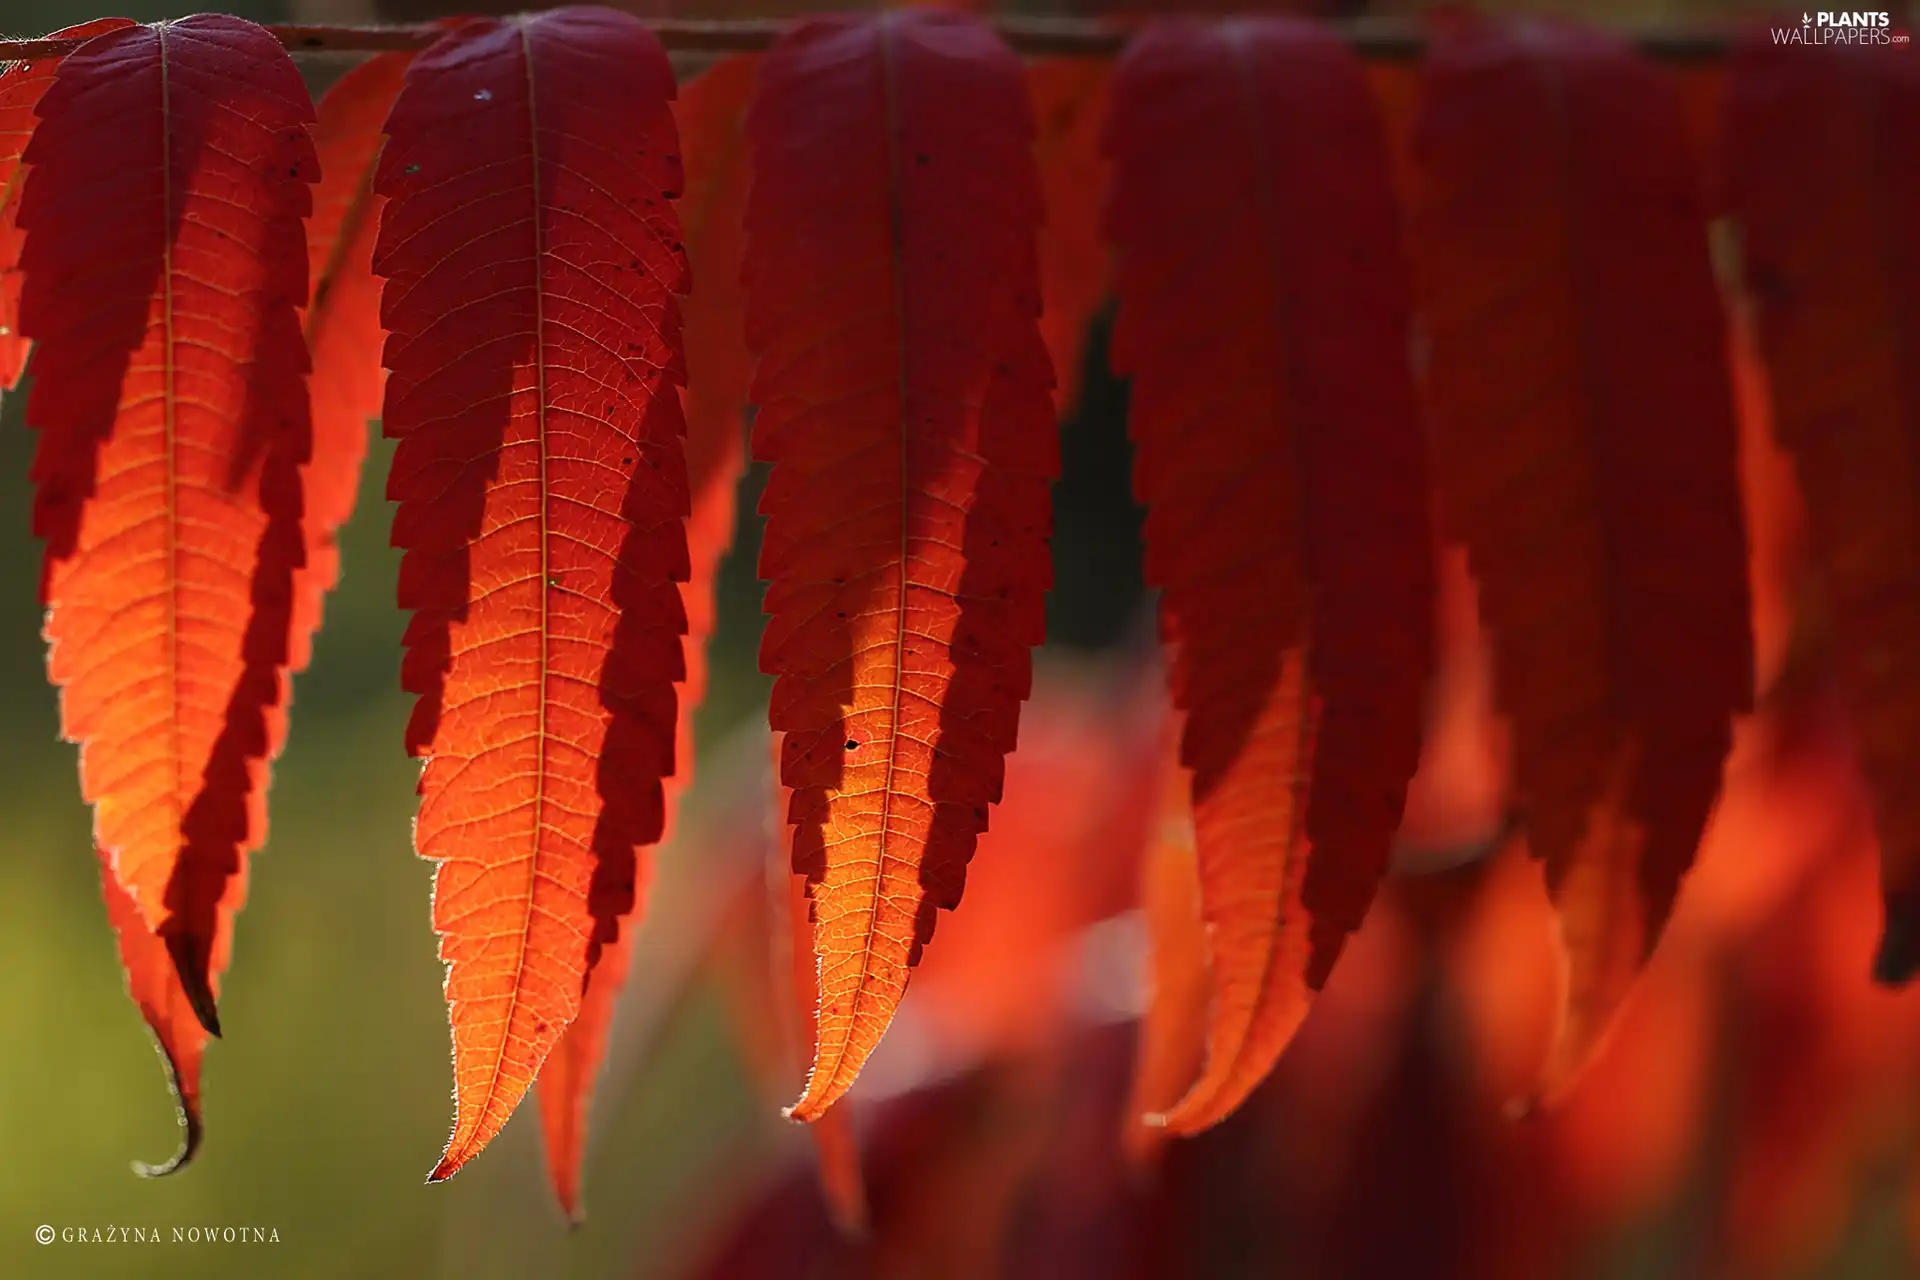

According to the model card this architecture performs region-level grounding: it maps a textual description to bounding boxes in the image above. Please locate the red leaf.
[374,8,691,1181]
[1725,36,1920,983]
[1411,16,1752,1093]
[1026,57,1112,415]
[97,844,213,1177]
[1104,16,1434,1133]
[291,51,412,672]
[745,10,1057,1121]
[0,20,137,389]
[535,53,757,1222]
[18,15,318,1032]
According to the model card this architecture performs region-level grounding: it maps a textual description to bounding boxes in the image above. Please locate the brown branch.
[0,16,1739,64]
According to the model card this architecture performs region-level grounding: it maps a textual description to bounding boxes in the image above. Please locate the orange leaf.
[291,51,412,672]
[374,9,691,1181]
[534,53,757,1222]
[0,20,136,389]
[1123,716,1208,1166]
[1105,16,1434,1133]
[1026,57,1111,416]
[18,15,319,1033]
[1725,36,1920,983]
[96,844,214,1178]
[1411,15,1753,1094]
[745,10,1056,1121]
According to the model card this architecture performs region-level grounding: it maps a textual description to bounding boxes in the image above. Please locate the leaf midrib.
[467,19,551,1154]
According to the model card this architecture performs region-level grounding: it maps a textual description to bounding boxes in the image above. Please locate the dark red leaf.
[746,10,1056,1120]
[1412,15,1752,1090]
[1105,16,1433,1132]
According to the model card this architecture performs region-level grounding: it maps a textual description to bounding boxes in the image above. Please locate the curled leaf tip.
[131,1046,203,1178]
[131,1128,202,1179]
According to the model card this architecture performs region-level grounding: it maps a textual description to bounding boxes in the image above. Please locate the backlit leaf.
[374,7,691,1180]
[1123,715,1207,1165]
[18,14,318,1032]
[534,53,758,1222]
[745,9,1057,1120]
[1105,16,1434,1133]
[292,49,412,672]
[1412,15,1753,1093]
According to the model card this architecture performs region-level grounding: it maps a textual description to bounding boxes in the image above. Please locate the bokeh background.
[4,1,1917,1278]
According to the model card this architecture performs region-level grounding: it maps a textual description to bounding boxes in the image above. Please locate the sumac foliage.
[1,6,1915,1243]
[1410,14,1754,1093]
[1106,16,1433,1132]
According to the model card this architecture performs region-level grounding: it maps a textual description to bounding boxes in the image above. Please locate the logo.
[1774,11,1912,43]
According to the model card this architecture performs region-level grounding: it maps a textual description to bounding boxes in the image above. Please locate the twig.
[0,16,1742,64]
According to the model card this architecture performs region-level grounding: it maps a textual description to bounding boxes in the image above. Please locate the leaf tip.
[548,1159,586,1226]
[1534,1009,1623,1107]
[784,1063,857,1125]
[424,1152,466,1185]
[129,1073,202,1179]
